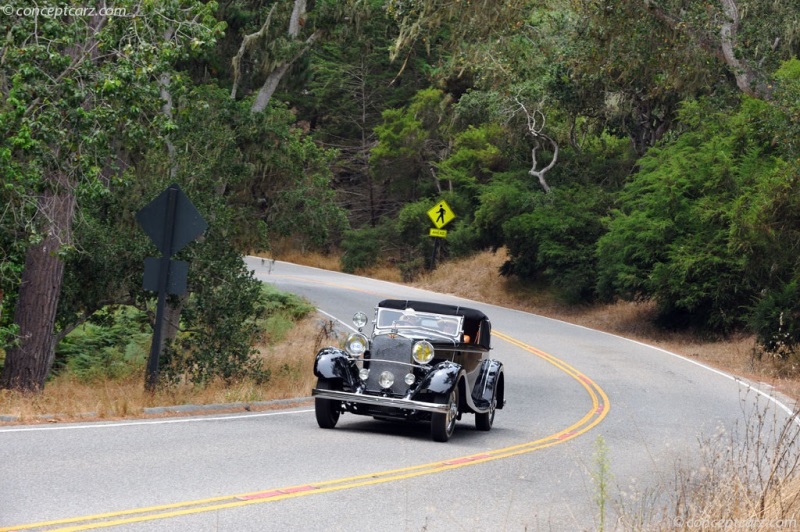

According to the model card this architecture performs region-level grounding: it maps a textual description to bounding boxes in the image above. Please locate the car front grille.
[365,335,414,396]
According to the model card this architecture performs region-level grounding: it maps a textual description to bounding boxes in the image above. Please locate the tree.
[0,1,223,392]
[370,88,454,213]
[502,184,611,302]
[567,0,800,154]
[596,96,787,331]
[228,0,368,113]
[639,0,800,100]
[298,2,426,227]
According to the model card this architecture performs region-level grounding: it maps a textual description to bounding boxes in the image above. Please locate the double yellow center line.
[3,330,609,531]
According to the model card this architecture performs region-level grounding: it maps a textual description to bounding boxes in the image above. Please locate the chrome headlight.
[352,312,368,330]
[345,332,368,357]
[412,341,434,364]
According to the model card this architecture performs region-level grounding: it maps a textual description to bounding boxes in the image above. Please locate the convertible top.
[377,299,488,321]
[377,299,491,349]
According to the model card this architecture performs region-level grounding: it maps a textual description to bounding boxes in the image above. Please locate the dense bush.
[597,97,787,332]
[163,245,274,385]
[340,225,388,273]
[54,308,150,383]
[502,184,611,303]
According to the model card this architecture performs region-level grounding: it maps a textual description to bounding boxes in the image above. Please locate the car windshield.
[375,307,463,341]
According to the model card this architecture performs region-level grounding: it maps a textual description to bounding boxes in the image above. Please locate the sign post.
[137,184,208,392]
[426,200,455,269]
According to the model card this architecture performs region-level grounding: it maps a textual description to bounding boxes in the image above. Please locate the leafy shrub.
[473,173,539,250]
[54,308,149,383]
[340,225,386,273]
[596,97,785,331]
[501,184,611,303]
[164,250,314,385]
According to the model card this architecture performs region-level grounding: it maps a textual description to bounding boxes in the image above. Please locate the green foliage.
[436,125,505,191]
[340,224,391,273]
[772,59,800,158]
[502,184,611,303]
[370,88,453,206]
[473,172,540,249]
[54,308,150,383]
[266,160,350,252]
[259,283,315,320]
[163,263,314,385]
[52,284,314,386]
[597,96,787,331]
[162,239,264,385]
[396,199,437,278]
[444,222,481,259]
[0,0,226,390]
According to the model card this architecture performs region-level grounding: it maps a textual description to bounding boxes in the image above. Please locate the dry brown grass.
[255,237,343,272]
[0,314,336,424]
[256,242,404,283]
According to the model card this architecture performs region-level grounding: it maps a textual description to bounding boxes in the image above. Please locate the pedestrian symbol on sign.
[427,200,455,229]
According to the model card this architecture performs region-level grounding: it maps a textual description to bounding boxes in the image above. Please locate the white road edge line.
[0,408,315,433]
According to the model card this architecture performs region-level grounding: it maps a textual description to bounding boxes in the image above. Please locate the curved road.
[1,259,795,530]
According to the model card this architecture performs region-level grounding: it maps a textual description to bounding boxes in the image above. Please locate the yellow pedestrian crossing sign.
[427,200,455,229]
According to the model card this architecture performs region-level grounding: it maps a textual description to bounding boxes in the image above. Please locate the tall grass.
[614,394,800,530]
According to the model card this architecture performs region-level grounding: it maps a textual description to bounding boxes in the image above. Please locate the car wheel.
[314,379,341,429]
[475,394,496,431]
[431,386,459,442]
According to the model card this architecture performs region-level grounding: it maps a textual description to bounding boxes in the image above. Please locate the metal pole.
[145,186,178,393]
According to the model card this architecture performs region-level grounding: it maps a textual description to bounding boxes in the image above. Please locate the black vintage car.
[312,299,505,442]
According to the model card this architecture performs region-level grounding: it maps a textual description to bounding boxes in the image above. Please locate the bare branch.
[514,96,558,193]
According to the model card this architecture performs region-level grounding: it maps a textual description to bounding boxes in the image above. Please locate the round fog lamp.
[412,341,434,364]
[404,373,416,386]
[345,333,368,357]
[359,368,370,381]
[378,371,395,389]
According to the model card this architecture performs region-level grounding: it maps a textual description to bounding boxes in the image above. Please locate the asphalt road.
[1,259,796,531]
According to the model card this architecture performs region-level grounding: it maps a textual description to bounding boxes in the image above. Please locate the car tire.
[314,379,341,429]
[431,386,459,442]
[475,394,496,431]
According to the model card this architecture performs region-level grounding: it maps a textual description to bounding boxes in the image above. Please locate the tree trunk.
[246,0,320,114]
[1,178,76,392]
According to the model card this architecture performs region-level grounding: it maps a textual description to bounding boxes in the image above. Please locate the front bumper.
[311,388,449,414]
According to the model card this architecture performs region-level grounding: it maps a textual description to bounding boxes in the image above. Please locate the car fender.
[313,347,357,387]
[417,360,463,396]
[471,359,504,411]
